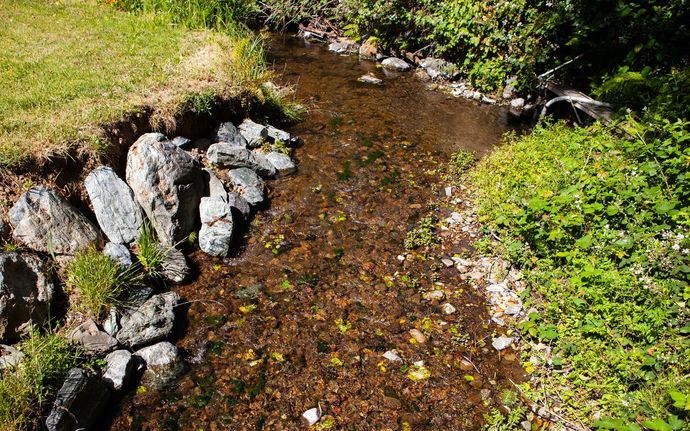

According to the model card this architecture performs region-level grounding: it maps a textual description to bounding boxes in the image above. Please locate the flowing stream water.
[110,35,524,431]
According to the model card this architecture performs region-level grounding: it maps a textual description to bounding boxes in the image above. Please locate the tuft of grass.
[135,222,166,278]
[0,0,270,169]
[67,247,138,319]
[0,329,82,431]
[404,215,440,250]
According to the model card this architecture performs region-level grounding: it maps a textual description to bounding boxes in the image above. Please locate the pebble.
[441,258,454,268]
[505,304,523,315]
[492,336,514,351]
[302,407,321,426]
[409,329,428,344]
[358,73,383,85]
[441,302,457,314]
[423,290,445,301]
[382,350,403,364]
[445,186,453,197]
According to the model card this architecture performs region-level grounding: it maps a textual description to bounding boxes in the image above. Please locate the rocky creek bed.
[1,35,527,430]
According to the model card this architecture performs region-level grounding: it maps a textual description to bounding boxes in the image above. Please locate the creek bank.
[0,116,300,429]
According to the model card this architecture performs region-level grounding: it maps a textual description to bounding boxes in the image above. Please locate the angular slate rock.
[228,168,265,207]
[171,136,192,149]
[210,122,247,147]
[199,196,234,257]
[207,143,277,178]
[9,186,100,258]
[126,133,204,246]
[102,349,137,391]
[238,119,268,148]
[265,151,297,176]
[85,166,144,244]
[227,192,251,219]
[45,368,110,431]
[203,168,227,198]
[134,341,183,390]
[160,246,189,284]
[116,291,179,348]
[103,242,133,267]
[0,253,54,341]
[68,319,117,355]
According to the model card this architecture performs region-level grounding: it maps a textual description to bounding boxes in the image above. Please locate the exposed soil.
[109,35,525,430]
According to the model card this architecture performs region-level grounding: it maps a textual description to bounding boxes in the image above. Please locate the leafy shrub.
[67,247,136,319]
[472,120,690,426]
[404,214,439,250]
[0,330,81,430]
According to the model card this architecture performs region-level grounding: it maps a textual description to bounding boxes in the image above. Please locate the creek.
[109,35,523,430]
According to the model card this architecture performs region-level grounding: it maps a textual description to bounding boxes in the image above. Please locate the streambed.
[110,35,523,430]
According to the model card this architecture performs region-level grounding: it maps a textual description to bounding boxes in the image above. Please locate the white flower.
[683,249,689,255]
[672,244,681,251]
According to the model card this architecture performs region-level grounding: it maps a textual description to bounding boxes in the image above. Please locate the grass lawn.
[0,0,267,169]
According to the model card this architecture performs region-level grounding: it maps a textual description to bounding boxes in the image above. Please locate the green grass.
[135,222,166,278]
[472,120,690,429]
[0,0,268,168]
[67,247,139,319]
[0,330,81,431]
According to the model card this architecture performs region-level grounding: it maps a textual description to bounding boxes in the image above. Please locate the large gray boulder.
[45,368,110,431]
[126,133,204,246]
[102,349,138,391]
[134,341,183,390]
[207,143,277,178]
[199,196,234,257]
[203,168,227,198]
[85,166,144,244]
[266,151,297,176]
[382,57,411,71]
[228,168,265,207]
[211,122,247,147]
[9,186,100,258]
[116,291,179,348]
[227,192,251,219]
[0,253,54,341]
[238,119,268,148]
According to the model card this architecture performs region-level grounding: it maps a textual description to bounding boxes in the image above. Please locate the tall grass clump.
[472,119,690,428]
[135,222,166,278]
[0,330,81,431]
[67,247,139,319]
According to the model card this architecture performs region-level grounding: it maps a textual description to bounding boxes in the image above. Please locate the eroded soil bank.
[110,35,524,430]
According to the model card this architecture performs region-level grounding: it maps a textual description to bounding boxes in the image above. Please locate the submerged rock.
[0,253,54,342]
[382,57,411,71]
[134,341,183,390]
[358,73,383,85]
[207,143,277,178]
[116,291,179,348]
[45,368,110,431]
[265,151,297,176]
[68,319,117,354]
[85,166,144,244]
[9,186,100,258]
[211,122,247,147]
[199,196,234,257]
[126,133,204,246]
[328,38,358,55]
[228,168,265,207]
[102,349,138,391]
[103,242,133,267]
[238,119,268,148]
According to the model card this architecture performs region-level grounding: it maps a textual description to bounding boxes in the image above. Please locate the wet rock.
[238,119,268,148]
[227,192,251,219]
[0,253,54,341]
[302,407,322,426]
[103,242,133,267]
[359,38,379,60]
[382,57,411,71]
[116,291,180,348]
[266,151,297,176]
[199,196,234,257]
[102,349,137,391]
[510,98,525,115]
[134,341,183,389]
[69,319,117,354]
[9,186,100,258]
[126,133,204,246]
[358,73,383,85]
[328,38,358,55]
[203,168,227,198]
[85,166,144,245]
[266,125,298,147]
[409,329,427,344]
[502,76,518,99]
[103,307,119,336]
[228,168,265,207]
[160,246,189,283]
[235,283,262,301]
[45,368,110,431]
[211,122,248,147]
[482,96,497,105]
[207,143,277,179]
[0,344,23,369]
[492,336,514,351]
[441,303,457,315]
[171,136,192,149]
[420,57,459,80]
